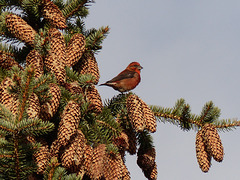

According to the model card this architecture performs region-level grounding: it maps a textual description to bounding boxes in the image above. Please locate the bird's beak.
[138,65,143,70]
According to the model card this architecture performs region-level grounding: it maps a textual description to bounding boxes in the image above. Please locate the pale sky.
[85,1,240,179]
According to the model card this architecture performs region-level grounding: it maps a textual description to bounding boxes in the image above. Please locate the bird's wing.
[106,70,136,83]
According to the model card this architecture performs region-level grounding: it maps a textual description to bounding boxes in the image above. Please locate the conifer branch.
[13,137,20,180]
[17,67,34,122]
[63,0,91,19]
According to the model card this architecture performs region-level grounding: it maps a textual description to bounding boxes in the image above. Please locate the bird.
[100,62,143,92]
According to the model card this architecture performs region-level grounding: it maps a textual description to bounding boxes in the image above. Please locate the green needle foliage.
[0,0,239,179]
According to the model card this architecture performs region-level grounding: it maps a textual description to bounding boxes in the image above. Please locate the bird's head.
[127,62,143,73]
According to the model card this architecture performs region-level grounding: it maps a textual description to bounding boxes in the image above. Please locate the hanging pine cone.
[42,0,66,29]
[5,14,37,46]
[73,51,100,84]
[137,147,156,170]
[139,98,157,133]
[40,83,61,120]
[126,94,145,132]
[145,163,157,180]
[0,52,22,70]
[202,123,224,162]
[26,50,44,79]
[83,145,93,176]
[103,153,125,180]
[195,129,211,173]
[49,139,61,157]
[65,33,86,67]
[33,142,50,174]
[45,28,66,84]
[27,93,40,119]
[89,144,106,180]
[124,128,137,155]
[61,129,86,172]
[86,85,103,114]
[57,100,81,147]
[137,146,157,180]
[0,77,19,116]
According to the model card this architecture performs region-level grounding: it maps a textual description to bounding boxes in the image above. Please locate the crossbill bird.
[100,62,143,92]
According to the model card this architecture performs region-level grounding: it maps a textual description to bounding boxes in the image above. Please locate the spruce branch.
[85,26,109,52]
[63,0,92,19]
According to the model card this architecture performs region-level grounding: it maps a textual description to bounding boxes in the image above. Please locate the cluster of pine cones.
[195,123,224,172]
[0,0,159,179]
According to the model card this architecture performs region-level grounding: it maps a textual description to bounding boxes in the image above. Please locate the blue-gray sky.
[85,1,240,179]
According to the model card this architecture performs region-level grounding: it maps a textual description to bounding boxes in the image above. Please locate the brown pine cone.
[89,144,106,180]
[65,33,86,67]
[5,14,37,46]
[33,142,50,174]
[124,128,137,155]
[195,129,211,173]
[26,50,44,79]
[139,99,157,133]
[42,0,66,29]
[202,123,224,162]
[0,52,22,70]
[126,94,145,132]
[45,28,66,84]
[103,153,125,180]
[137,147,156,170]
[0,77,19,116]
[61,130,86,172]
[83,145,93,176]
[73,52,100,84]
[27,93,40,119]
[40,83,61,120]
[86,85,102,114]
[57,100,81,147]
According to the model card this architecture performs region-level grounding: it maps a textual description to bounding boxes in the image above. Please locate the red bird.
[100,62,143,92]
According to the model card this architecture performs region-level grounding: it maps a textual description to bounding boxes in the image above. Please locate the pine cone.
[26,50,44,79]
[42,0,66,29]
[86,85,102,114]
[57,100,81,147]
[140,100,157,133]
[73,52,100,84]
[0,52,22,70]
[137,147,156,170]
[103,153,124,180]
[27,93,40,119]
[126,94,145,132]
[5,14,37,46]
[124,128,137,155]
[33,143,50,174]
[50,139,61,157]
[45,28,66,84]
[144,163,157,180]
[61,130,86,172]
[89,144,106,179]
[40,83,61,120]
[137,147,157,180]
[195,129,211,173]
[65,33,86,67]
[83,145,93,176]
[0,77,19,116]
[202,123,224,162]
